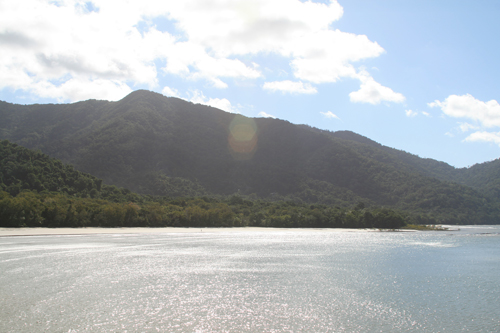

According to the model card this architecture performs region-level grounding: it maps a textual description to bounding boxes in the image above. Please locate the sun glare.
[228,115,258,160]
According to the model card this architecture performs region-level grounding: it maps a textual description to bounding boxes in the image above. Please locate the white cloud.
[162,86,180,97]
[23,77,132,102]
[0,0,166,101]
[464,131,500,146]
[208,78,229,89]
[429,94,500,147]
[429,94,500,128]
[459,122,478,133]
[163,42,261,87]
[168,0,345,58]
[258,111,275,118]
[0,0,398,103]
[291,31,383,84]
[349,71,405,105]
[320,111,340,120]
[405,109,418,117]
[405,109,432,117]
[263,80,317,94]
[189,90,235,113]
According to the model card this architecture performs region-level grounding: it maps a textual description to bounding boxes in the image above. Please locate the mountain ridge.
[1,89,499,224]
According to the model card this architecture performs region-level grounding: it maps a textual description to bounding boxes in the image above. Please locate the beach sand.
[0,227,373,237]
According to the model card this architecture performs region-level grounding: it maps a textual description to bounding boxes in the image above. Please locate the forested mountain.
[0,139,407,229]
[1,90,499,224]
[0,140,102,197]
[0,139,147,202]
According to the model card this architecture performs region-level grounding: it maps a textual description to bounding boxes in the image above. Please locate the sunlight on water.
[1,227,500,332]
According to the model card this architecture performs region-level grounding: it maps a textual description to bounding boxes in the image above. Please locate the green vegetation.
[1,90,499,225]
[0,191,407,229]
[0,139,406,229]
[0,140,102,197]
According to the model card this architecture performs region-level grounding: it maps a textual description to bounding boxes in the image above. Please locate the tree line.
[0,191,406,229]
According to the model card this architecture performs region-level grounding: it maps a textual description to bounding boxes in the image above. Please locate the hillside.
[0,139,102,197]
[0,139,149,202]
[0,139,407,229]
[1,90,499,224]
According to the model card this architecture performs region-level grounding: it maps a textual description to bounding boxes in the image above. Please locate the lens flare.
[228,115,258,160]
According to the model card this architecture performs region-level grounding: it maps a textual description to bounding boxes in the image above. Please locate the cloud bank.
[349,71,405,105]
[429,94,500,146]
[263,80,317,94]
[0,0,403,105]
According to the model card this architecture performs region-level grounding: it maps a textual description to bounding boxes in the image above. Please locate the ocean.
[1,226,499,332]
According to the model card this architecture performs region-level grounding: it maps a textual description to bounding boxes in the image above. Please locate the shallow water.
[1,226,499,332]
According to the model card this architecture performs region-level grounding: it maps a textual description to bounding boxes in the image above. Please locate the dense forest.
[0,140,406,229]
[1,90,499,225]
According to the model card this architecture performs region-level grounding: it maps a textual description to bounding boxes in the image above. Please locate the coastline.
[0,227,376,237]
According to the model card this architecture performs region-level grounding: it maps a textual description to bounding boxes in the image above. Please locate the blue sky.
[1,0,499,168]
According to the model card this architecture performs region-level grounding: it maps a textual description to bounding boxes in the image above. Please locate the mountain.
[0,139,102,197]
[0,139,151,202]
[0,139,408,229]
[1,90,499,224]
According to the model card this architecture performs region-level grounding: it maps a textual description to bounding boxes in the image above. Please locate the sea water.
[1,226,499,332]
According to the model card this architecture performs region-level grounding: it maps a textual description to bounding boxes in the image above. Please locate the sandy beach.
[0,227,374,237]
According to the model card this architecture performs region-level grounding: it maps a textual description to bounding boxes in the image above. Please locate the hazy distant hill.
[1,90,499,223]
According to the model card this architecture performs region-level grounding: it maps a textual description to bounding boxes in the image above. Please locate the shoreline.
[0,227,378,237]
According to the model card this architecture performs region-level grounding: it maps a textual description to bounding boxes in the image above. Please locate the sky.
[1,0,500,168]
